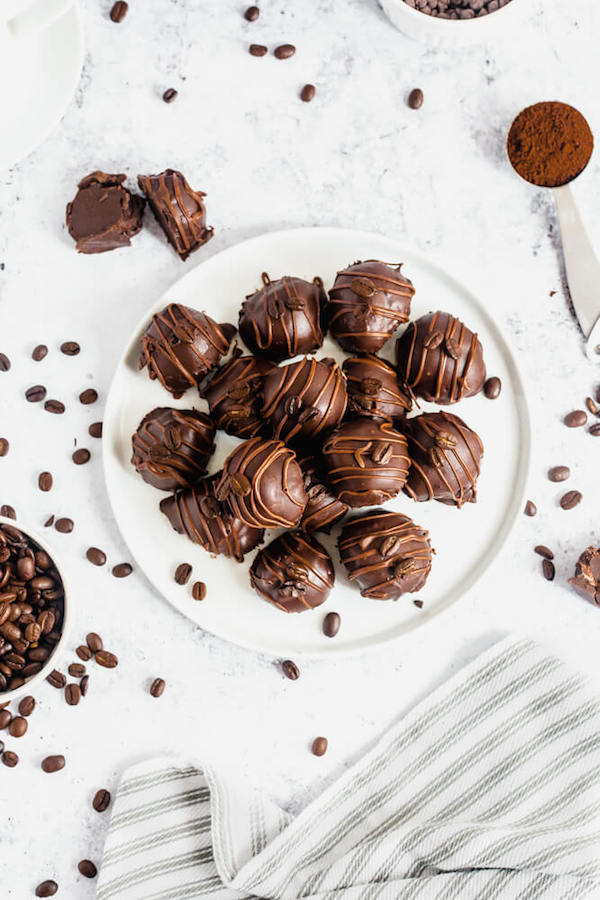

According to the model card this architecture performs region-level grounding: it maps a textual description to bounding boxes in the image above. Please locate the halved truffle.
[137,169,213,260]
[66,171,144,254]
[131,407,215,491]
[569,547,600,606]
[250,531,334,612]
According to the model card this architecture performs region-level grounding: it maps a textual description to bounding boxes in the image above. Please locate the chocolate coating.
[216,438,307,529]
[137,169,213,260]
[131,407,215,491]
[200,351,276,438]
[250,531,334,613]
[338,509,432,600]
[322,417,410,508]
[66,171,144,254]
[297,454,349,534]
[396,311,486,404]
[342,354,412,422]
[569,546,600,606]
[160,473,264,562]
[239,273,326,362]
[404,411,484,507]
[328,260,414,353]
[139,303,236,398]
[261,357,347,444]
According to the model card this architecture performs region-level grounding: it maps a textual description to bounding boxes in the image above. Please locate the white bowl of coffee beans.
[0,518,70,703]
[379,0,524,43]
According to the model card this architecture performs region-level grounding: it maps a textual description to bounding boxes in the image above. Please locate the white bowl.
[0,517,70,704]
[378,0,526,45]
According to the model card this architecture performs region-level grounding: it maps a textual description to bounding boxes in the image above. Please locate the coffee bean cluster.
[242,5,316,104]
[403,0,511,17]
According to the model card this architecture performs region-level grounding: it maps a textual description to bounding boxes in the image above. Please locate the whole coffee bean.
[0,438,9,456]
[25,384,47,403]
[9,716,27,737]
[560,490,582,510]
[55,517,74,533]
[44,516,55,527]
[174,563,192,585]
[1,504,16,519]
[17,556,36,580]
[68,663,86,678]
[72,448,91,465]
[162,88,178,103]
[589,423,600,436]
[192,581,206,601]
[41,754,65,773]
[46,669,66,689]
[2,750,18,767]
[323,611,341,638]
[274,43,295,59]
[483,376,501,399]
[311,736,328,756]
[86,632,103,653]
[96,650,118,668]
[300,83,316,103]
[282,660,300,680]
[112,563,132,578]
[79,388,98,405]
[408,87,424,109]
[86,547,106,566]
[60,340,80,356]
[548,465,570,483]
[413,598,424,608]
[76,645,92,661]
[32,344,48,362]
[249,43,268,56]
[80,675,89,696]
[244,5,259,20]
[0,709,12,729]
[542,559,555,581]
[65,683,81,706]
[0,739,3,753]
[150,677,166,698]
[564,410,587,428]
[93,788,111,812]
[524,500,537,517]
[78,859,98,879]
[586,396,599,416]
[89,421,103,438]
[35,880,58,897]
[18,695,35,716]
[0,353,10,372]
[110,0,128,21]
[38,472,53,492]
[44,399,65,414]
[534,545,554,559]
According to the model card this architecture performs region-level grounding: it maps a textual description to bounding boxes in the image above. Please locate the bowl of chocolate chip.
[379,0,524,44]
[0,518,69,702]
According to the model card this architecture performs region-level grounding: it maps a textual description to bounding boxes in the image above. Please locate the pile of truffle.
[131,260,487,614]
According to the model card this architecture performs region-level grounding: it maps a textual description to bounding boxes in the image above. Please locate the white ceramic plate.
[103,228,530,658]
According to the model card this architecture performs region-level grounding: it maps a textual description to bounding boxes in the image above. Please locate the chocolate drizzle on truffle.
[160,473,264,562]
[328,260,414,353]
[261,357,347,443]
[131,407,215,491]
[338,509,432,600]
[322,417,410,508]
[404,411,484,507]
[200,351,276,438]
[216,438,307,529]
[239,274,326,362]
[297,454,349,534]
[396,311,486,404]
[342,354,412,422]
[139,303,236,398]
[250,531,335,613]
[66,171,144,254]
[137,169,213,260]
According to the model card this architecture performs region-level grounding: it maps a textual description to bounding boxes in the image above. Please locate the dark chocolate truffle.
[569,547,600,606]
[200,351,276,438]
[396,311,486,405]
[328,260,414,353]
[66,171,144,254]
[297,454,349,534]
[216,438,307,529]
[322,417,410,508]
[137,169,213,260]
[261,357,347,444]
[338,509,432,600]
[139,303,236,398]
[250,531,334,613]
[404,411,484,507]
[131,407,215,491]
[342,354,412,422]
[239,273,326,362]
[160,473,264,562]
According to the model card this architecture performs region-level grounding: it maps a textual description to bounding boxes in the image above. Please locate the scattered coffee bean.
[534,545,554,560]
[44,516,55,527]
[192,581,206,601]
[38,472,53,492]
[25,384,47,403]
[0,352,10,372]
[68,663,86,678]
[65,683,81,706]
[413,598,424,608]
[93,788,111,812]
[112,563,132,578]
[78,860,98,879]
[32,344,48,362]
[274,43,295,59]
[86,632,103,653]
[41,754,65,773]
[89,421,103,438]
[80,675,89,696]
[0,504,15,519]
[0,438,8,457]
[560,490,582,510]
[72,448,91,465]
[323,611,341,637]
[46,669,66,689]
[311,736,328,756]
[79,388,98,405]
[249,43,268,56]
[548,465,570,483]
[44,399,65,414]
[524,500,537,517]
[18,696,35,717]
[76,645,92,661]
[60,340,80,356]
[408,88,423,109]
[55,517,74,533]
[483,376,502,399]
[300,83,316,103]
[162,88,178,103]
[586,396,599,416]
[542,559,555,581]
[110,0,128,21]
[35,880,58,897]
[564,410,587,428]
[589,423,600,436]
[0,709,12,729]
[9,716,27,737]
[96,650,118,669]
[86,547,106,566]
[150,677,166,698]
[282,660,300,680]
[2,750,18,767]
[244,5,259,20]
[174,563,192,585]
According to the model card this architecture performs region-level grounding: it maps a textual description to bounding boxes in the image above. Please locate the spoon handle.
[554,184,600,359]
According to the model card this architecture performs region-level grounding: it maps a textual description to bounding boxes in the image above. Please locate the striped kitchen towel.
[97,636,600,900]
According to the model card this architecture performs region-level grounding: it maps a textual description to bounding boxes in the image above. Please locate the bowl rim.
[0,515,70,704]
[380,0,522,29]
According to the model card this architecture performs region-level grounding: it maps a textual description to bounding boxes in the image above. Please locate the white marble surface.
[1,0,600,895]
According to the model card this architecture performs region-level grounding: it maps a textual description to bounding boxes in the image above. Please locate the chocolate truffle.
[569,547,600,606]
[239,273,326,362]
[139,303,236,398]
[261,357,347,444]
[338,509,432,600]
[396,311,486,405]
[327,260,414,353]
[216,438,307,529]
[250,531,334,613]
[137,169,213,260]
[200,351,276,438]
[160,473,264,562]
[297,454,349,534]
[342,354,412,422]
[131,407,215,491]
[66,171,144,254]
[322,417,410,508]
[403,411,484,507]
